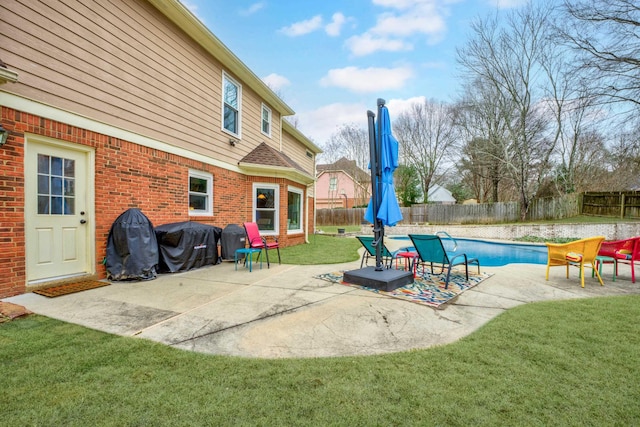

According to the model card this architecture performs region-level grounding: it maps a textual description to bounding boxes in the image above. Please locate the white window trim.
[287,185,304,234]
[261,103,272,138]
[189,170,213,216]
[222,71,242,138]
[329,177,337,191]
[252,183,279,236]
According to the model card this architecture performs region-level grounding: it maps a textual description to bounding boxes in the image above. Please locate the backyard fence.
[581,191,640,218]
[316,194,580,226]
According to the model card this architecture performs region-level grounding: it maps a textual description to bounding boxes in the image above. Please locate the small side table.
[235,248,263,272]
[395,251,418,277]
[594,255,617,282]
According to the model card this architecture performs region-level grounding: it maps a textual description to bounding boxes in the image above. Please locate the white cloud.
[240,2,265,16]
[345,33,412,56]
[320,66,414,93]
[346,0,450,55]
[373,6,446,39]
[325,12,347,37]
[279,15,323,37]
[262,73,291,92]
[386,96,427,117]
[296,102,368,145]
[295,97,428,145]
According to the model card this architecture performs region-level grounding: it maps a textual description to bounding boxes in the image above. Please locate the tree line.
[319,0,640,220]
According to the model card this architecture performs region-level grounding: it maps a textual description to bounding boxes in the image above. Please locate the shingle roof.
[316,157,370,182]
[239,142,310,176]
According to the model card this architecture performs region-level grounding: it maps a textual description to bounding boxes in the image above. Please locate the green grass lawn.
[2,296,639,425]
[279,234,361,264]
[3,231,640,425]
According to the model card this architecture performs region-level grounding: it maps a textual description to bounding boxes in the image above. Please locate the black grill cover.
[105,208,158,281]
[221,224,247,260]
[155,221,222,273]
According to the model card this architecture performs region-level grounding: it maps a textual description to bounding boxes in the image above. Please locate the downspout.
[306,172,316,244]
[305,184,311,243]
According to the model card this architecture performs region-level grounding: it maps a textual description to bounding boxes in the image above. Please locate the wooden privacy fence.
[582,191,640,218]
[316,194,580,226]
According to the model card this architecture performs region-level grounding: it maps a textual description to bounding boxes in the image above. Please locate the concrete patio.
[5,253,639,359]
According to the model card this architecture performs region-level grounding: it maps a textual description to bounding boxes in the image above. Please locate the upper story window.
[223,73,241,136]
[261,104,272,137]
[189,170,213,216]
[329,177,337,191]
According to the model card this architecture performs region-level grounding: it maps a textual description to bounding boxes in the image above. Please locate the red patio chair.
[598,236,640,283]
[243,222,281,268]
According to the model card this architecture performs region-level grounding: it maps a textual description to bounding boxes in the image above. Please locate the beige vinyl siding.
[0,0,280,166]
[237,92,281,149]
[281,131,315,176]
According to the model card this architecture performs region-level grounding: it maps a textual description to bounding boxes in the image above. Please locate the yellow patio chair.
[545,236,605,288]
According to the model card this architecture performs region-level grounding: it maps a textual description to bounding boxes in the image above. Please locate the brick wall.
[0,107,313,298]
[0,108,26,298]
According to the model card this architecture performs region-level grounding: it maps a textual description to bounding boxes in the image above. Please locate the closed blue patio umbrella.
[364,99,403,270]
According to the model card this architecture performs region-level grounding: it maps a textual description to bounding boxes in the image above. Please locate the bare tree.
[393,99,459,202]
[457,3,561,219]
[456,78,512,203]
[560,0,640,112]
[330,123,370,171]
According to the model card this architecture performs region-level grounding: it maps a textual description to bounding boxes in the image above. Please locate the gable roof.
[238,142,314,184]
[428,184,456,203]
[316,157,370,183]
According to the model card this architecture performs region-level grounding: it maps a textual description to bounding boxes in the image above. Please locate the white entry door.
[25,139,93,283]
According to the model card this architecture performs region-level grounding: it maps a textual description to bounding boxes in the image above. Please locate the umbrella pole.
[342,99,413,291]
[375,98,386,271]
[366,110,381,270]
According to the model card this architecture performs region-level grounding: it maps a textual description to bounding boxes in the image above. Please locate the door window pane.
[51,157,63,176]
[38,175,49,194]
[37,154,75,215]
[51,177,63,195]
[38,154,49,174]
[64,158,75,177]
[38,196,49,214]
[51,196,63,215]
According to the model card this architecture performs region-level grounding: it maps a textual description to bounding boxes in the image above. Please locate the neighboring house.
[316,157,370,209]
[0,0,321,298]
[427,184,457,204]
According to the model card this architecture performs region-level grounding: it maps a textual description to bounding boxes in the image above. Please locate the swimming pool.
[391,236,548,267]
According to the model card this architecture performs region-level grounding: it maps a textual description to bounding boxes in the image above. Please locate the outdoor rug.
[33,280,110,298]
[316,269,492,309]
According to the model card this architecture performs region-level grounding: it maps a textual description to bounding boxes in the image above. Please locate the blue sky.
[181,0,527,147]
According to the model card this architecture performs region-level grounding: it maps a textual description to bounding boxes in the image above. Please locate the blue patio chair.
[408,234,480,289]
[355,235,414,269]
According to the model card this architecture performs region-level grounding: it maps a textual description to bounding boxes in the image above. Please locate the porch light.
[0,124,8,146]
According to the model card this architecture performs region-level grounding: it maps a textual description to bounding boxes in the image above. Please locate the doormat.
[316,269,492,309]
[33,280,110,298]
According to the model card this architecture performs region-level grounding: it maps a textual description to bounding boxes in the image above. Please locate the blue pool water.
[391,236,548,267]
